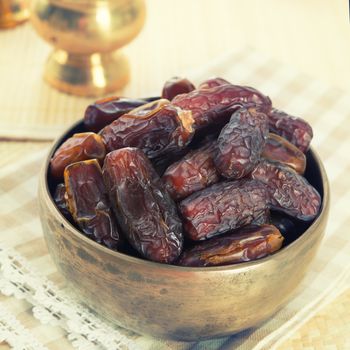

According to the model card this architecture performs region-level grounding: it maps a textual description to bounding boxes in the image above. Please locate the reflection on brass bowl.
[38,119,329,341]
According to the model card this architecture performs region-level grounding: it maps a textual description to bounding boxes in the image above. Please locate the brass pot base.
[44,50,130,97]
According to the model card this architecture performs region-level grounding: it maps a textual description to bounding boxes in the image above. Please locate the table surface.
[1,1,350,349]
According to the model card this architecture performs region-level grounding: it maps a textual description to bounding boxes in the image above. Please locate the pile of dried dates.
[50,77,321,267]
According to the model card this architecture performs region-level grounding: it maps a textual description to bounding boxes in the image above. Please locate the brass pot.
[38,120,330,341]
[30,0,146,96]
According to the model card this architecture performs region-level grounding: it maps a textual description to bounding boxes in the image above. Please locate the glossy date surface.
[268,108,313,153]
[162,141,219,200]
[53,183,70,219]
[262,133,306,174]
[214,107,268,179]
[251,159,321,221]
[102,148,183,263]
[270,212,296,237]
[64,159,120,249]
[100,99,194,159]
[84,96,147,132]
[172,84,272,130]
[179,179,269,241]
[50,132,106,179]
[178,224,284,267]
[161,77,195,101]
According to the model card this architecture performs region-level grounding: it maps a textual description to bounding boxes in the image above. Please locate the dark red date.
[161,77,195,101]
[198,77,231,89]
[64,159,121,249]
[214,107,268,179]
[50,132,106,179]
[179,179,269,241]
[151,148,189,177]
[172,84,272,130]
[162,141,219,200]
[262,133,306,174]
[84,96,147,132]
[267,108,313,153]
[251,159,321,221]
[100,99,194,159]
[270,212,296,237]
[178,224,284,267]
[53,183,70,219]
[102,148,183,263]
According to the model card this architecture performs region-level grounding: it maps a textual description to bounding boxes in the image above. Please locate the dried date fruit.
[53,183,70,219]
[251,159,321,221]
[262,133,306,174]
[192,128,221,147]
[198,77,231,89]
[102,148,183,263]
[151,148,189,176]
[50,132,106,179]
[100,99,194,159]
[161,77,195,101]
[162,141,219,200]
[178,224,284,267]
[84,96,148,132]
[172,84,272,130]
[268,108,313,153]
[214,107,268,179]
[186,120,223,150]
[179,179,269,241]
[269,211,311,246]
[64,159,121,249]
[270,212,295,237]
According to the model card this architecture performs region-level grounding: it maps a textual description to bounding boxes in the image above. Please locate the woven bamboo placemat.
[280,288,350,350]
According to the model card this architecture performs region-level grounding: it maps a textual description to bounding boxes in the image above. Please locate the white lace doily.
[0,303,49,350]
[0,245,140,350]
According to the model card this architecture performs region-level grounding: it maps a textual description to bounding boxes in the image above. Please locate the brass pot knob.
[30,0,146,96]
[0,0,29,29]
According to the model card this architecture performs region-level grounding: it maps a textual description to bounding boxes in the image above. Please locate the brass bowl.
[38,119,330,341]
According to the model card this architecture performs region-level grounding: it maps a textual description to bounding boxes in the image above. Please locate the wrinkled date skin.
[268,108,313,153]
[172,84,272,130]
[102,148,183,263]
[100,99,194,159]
[179,179,269,241]
[161,77,195,101]
[198,77,231,90]
[84,96,148,132]
[53,183,71,219]
[251,159,321,221]
[214,107,269,179]
[162,141,220,200]
[178,224,284,267]
[64,160,121,249]
[262,133,306,174]
[50,132,106,179]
